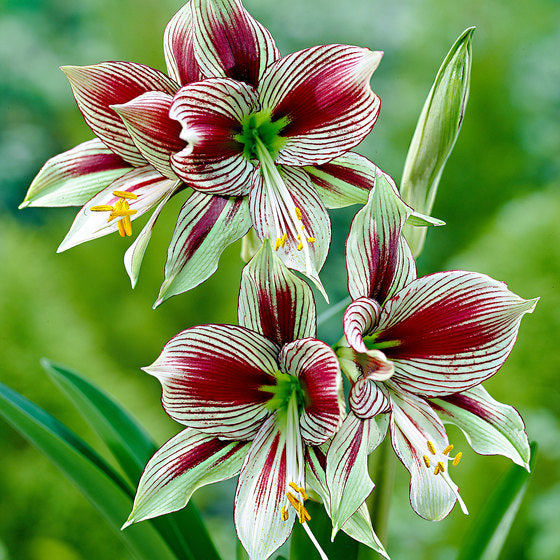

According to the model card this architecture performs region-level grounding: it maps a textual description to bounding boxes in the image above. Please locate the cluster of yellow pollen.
[90,190,138,237]
[423,440,463,476]
[273,207,317,252]
[280,482,311,524]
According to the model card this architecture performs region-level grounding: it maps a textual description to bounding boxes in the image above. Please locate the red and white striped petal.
[112,92,185,180]
[164,2,203,86]
[259,45,382,166]
[234,415,293,560]
[303,152,382,209]
[126,428,249,525]
[238,239,316,346]
[376,271,539,397]
[192,0,279,87]
[156,191,251,306]
[431,385,530,469]
[279,339,342,446]
[349,378,390,419]
[124,187,178,288]
[170,78,257,195]
[249,165,330,296]
[57,166,177,252]
[62,63,178,166]
[326,413,387,532]
[389,388,459,521]
[20,139,133,208]
[144,324,278,440]
[341,298,394,382]
[346,172,416,303]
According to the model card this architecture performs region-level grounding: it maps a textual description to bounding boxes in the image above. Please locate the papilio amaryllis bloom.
[125,242,351,559]
[326,171,538,525]
[21,0,384,303]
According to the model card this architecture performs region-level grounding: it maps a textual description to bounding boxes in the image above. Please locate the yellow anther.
[434,464,441,475]
[453,452,463,466]
[427,440,436,455]
[298,502,305,524]
[117,220,126,237]
[280,233,287,247]
[307,237,316,243]
[90,205,113,212]
[286,492,301,511]
[297,234,301,240]
[443,444,454,455]
[122,216,132,236]
[297,242,303,251]
[301,224,306,231]
[112,190,138,200]
[274,238,282,251]
[109,208,137,219]
[298,487,308,501]
[280,506,289,522]
[437,461,445,473]
[422,455,431,468]
[288,482,301,493]
[294,207,302,220]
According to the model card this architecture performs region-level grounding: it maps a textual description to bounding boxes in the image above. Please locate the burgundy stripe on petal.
[349,379,390,419]
[62,62,178,166]
[144,324,279,440]
[170,78,258,195]
[192,0,279,87]
[375,271,538,397]
[259,45,382,166]
[279,339,342,445]
[112,92,185,179]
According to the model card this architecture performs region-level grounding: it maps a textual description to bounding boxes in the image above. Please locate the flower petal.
[57,166,177,252]
[238,239,316,346]
[343,296,382,351]
[124,188,177,288]
[144,324,278,440]
[126,428,249,524]
[164,2,203,86]
[305,446,389,558]
[280,339,342,445]
[62,63,178,166]
[376,271,539,397]
[349,378,391,419]
[112,92,185,180]
[303,152,381,209]
[249,165,330,297]
[156,191,251,306]
[326,413,387,532]
[170,78,257,195]
[389,389,460,521]
[234,415,293,560]
[346,172,416,303]
[259,45,382,166]
[192,0,279,87]
[431,385,530,469]
[20,139,133,208]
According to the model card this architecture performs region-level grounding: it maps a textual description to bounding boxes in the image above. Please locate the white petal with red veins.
[238,239,316,346]
[259,45,382,166]
[375,271,538,397]
[58,166,177,252]
[20,139,132,208]
[144,324,278,440]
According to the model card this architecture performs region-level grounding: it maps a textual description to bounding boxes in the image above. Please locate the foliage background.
[0,0,558,558]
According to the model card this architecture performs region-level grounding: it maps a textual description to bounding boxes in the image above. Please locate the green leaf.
[40,359,221,560]
[0,382,176,560]
[400,27,474,257]
[456,442,537,560]
[290,501,360,560]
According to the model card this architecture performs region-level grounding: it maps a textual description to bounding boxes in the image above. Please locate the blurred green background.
[1,0,559,558]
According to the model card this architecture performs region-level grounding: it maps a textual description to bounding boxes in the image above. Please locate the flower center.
[235,112,288,161]
[260,372,307,415]
[362,333,401,351]
[90,190,138,237]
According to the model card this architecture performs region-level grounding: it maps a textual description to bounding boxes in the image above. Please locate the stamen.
[437,461,445,473]
[90,205,113,212]
[280,506,289,522]
[288,482,300,493]
[453,452,463,466]
[287,492,301,511]
[109,208,137,219]
[112,190,138,200]
[297,242,303,251]
[422,455,431,468]
[434,464,441,475]
[308,237,316,243]
[295,207,302,220]
[274,237,282,251]
[117,220,126,237]
[443,444,454,455]
[298,487,308,501]
[280,233,287,247]
[122,216,132,236]
[427,440,436,455]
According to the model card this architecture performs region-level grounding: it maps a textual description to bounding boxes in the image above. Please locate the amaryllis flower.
[326,171,537,525]
[21,0,384,303]
[124,241,345,560]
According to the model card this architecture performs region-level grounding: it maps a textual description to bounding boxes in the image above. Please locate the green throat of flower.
[362,334,401,351]
[235,112,289,161]
[260,372,307,415]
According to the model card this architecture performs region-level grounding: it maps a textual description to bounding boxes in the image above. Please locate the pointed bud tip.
[121,518,134,530]
[18,200,30,209]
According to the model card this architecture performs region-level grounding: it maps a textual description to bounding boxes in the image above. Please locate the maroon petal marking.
[62,62,178,166]
[349,379,390,419]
